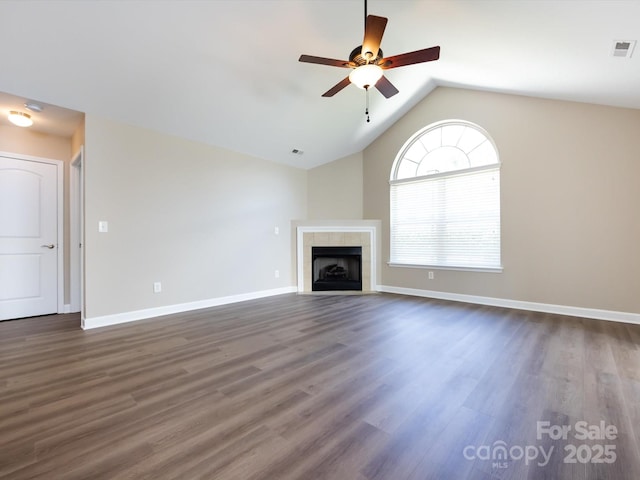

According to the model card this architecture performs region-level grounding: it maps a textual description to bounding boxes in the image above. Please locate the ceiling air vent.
[612,40,636,58]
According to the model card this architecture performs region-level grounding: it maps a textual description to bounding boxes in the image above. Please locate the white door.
[0,156,59,320]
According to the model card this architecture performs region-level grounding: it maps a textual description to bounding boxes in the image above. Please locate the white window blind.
[390,165,501,270]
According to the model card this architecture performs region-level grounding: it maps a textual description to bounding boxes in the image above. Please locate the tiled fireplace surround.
[295,221,380,293]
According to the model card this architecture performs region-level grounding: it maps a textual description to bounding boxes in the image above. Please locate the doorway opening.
[70,147,84,318]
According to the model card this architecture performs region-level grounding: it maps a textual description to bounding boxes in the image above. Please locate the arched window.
[389,120,501,270]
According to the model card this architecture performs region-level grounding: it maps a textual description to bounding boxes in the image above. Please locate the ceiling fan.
[298,0,440,120]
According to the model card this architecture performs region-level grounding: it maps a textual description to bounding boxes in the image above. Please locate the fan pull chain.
[365,86,371,123]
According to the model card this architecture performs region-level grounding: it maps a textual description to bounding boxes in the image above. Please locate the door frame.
[0,151,64,315]
[70,147,84,315]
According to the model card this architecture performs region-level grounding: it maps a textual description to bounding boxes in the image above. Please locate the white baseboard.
[378,285,640,326]
[81,284,640,330]
[63,304,82,314]
[82,286,297,330]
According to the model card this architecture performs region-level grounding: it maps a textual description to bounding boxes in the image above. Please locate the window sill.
[387,262,503,273]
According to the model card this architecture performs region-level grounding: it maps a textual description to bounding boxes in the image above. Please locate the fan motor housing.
[349,45,384,66]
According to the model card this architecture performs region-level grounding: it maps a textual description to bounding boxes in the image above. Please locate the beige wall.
[307,151,363,220]
[0,125,75,305]
[71,120,85,156]
[364,87,640,314]
[83,115,307,319]
[0,125,71,160]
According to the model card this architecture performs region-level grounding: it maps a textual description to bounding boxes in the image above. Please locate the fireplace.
[312,246,362,291]
[296,222,380,293]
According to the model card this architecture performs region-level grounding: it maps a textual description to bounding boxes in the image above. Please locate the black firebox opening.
[312,246,362,292]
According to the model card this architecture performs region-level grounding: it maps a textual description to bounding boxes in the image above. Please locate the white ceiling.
[0,0,638,169]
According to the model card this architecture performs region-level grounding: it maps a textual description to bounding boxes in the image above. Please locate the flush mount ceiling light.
[24,102,44,113]
[8,111,33,127]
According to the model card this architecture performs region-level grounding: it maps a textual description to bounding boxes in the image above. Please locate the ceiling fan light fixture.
[8,111,33,127]
[349,64,383,89]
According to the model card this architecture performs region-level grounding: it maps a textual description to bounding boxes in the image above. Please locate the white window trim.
[390,163,501,187]
[387,262,503,273]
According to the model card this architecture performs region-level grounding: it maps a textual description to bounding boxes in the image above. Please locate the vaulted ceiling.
[1,1,639,168]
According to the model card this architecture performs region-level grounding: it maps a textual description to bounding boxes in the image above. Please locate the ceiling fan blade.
[322,77,352,97]
[375,75,399,98]
[361,15,388,61]
[299,55,354,68]
[381,46,441,69]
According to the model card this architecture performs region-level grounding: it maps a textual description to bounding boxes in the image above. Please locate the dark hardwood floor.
[1,293,639,479]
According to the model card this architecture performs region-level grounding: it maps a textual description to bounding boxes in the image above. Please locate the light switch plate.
[98,221,109,233]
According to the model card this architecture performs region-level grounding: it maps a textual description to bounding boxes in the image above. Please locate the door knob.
[41,244,55,249]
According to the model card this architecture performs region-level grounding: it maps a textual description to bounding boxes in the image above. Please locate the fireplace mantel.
[295,220,380,293]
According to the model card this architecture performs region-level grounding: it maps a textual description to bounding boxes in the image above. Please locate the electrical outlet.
[274,270,280,279]
[274,226,280,235]
[428,271,434,280]
[153,282,162,293]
